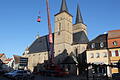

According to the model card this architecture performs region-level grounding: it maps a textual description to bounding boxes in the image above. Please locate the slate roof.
[26,31,88,54]
[60,0,68,13]
[75,4,83,24]
[87,34,108,50]
[73,31,89,44]
[55,0,72,17]
[27,34,54,54]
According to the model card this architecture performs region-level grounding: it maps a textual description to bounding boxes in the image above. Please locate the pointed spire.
[60,0,68,12]
[75,4,83,24]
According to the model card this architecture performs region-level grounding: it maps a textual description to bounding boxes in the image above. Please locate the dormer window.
[113,41,118,46]
[91,43,95,48]
[100,42,104,48]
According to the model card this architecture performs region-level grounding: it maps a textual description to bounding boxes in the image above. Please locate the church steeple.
[60,0,68,12]
[75,4,83,24]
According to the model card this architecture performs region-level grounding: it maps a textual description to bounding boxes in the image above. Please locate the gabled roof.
[73,31,89,44]
[5,58,13,61]
[0,53,4,58]
[90,34,108,43]
[108,29,120,39]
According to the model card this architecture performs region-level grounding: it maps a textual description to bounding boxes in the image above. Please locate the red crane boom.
[46,0,54,64]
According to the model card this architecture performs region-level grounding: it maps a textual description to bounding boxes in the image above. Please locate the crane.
[46,0,54,64]
[35,0,69,76]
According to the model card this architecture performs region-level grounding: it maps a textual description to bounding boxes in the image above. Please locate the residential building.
[108,30,120,74]
[0,53,7,63]
[4,58,14,71]
[87,34,111,77]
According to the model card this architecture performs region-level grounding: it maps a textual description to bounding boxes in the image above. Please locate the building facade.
[23,0,89,74]
[108,30,120,74]
[87,34,111,77]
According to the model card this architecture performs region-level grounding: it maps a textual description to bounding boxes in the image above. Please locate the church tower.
[54,0,73,56]
[73,4,87,35]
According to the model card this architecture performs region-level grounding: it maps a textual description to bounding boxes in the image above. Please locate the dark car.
[112,73,120,78]
[4,70,34,80]
[0,69,8,76]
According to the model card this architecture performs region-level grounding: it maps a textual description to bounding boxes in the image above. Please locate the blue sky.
[0,0,120,58]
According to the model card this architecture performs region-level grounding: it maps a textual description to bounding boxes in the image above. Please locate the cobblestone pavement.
[0,75,112,80]
[34,75,86,80]
[0,76,10,80]
[0,75,86,80]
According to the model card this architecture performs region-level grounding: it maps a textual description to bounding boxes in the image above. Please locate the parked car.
[0,69,8,76]
[4,70,34,80]
[112,73,120,78]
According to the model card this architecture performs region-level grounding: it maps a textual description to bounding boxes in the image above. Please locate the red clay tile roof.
[5,58,13,61]
[108,29,120,39]
[0,53,4,58]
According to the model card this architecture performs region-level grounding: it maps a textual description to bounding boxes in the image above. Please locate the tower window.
[58,23,61,32]
[58,23,61,35]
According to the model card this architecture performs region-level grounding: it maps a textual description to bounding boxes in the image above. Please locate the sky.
[0,0,120,58]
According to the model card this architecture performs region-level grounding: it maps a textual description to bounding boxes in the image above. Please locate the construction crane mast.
[46,0,54,64]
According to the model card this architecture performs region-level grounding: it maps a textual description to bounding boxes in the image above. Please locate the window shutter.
[109,51,112,57]
[115,50,119,56]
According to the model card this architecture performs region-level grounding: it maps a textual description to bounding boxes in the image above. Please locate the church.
[23,0,89,75]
